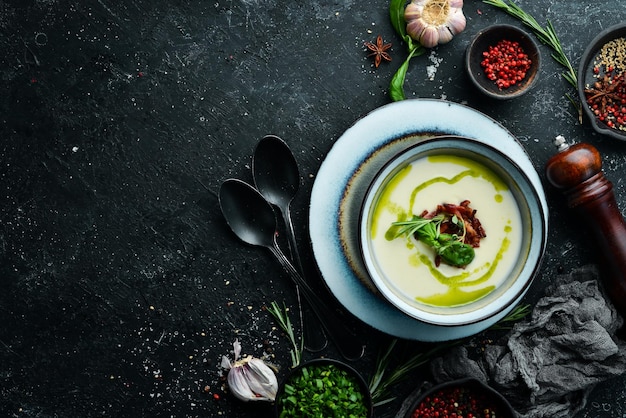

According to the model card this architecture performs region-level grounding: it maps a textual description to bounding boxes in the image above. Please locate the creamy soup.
[368,154,524,311]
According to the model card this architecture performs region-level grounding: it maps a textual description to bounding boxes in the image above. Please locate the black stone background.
[1,0,626,417]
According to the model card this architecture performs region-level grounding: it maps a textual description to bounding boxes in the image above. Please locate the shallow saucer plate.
[309,99,548,341]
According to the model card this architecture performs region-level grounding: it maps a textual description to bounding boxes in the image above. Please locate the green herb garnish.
[277,363,369,418]
[369,303,532,406]
[267,301,303,367]
[488,303,531,330]
[393,214,475,267]
[388,0,425,101]
[369,339,459,406]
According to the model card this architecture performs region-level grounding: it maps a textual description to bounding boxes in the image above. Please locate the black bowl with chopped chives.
[274,358,373,418]
[578,23,626,141]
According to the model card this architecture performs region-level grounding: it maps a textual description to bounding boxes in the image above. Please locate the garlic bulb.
[221,339,278,402]
[405,0,466,48]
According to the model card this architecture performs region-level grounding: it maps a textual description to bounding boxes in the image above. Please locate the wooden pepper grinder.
[545,135,626,317]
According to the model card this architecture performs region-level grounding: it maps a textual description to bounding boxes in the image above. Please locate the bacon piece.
[423,200,486,248]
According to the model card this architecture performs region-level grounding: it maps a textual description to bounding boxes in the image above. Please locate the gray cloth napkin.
[430,265,626,418]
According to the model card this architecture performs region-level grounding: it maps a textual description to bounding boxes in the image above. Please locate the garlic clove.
[419,25,440,49]
[404,1,424,19]
[222,340,279,402]
[227,365,259,401]
[406,18,428,42]
[447,8,467,35]
[436,26,455,45]
[245,358,278,400]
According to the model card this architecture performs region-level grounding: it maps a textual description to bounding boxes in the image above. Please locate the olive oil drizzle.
[374,154,515,307]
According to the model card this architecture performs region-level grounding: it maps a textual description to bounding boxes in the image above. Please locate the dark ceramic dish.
[274,358,373,418]
[578,23,626,141]
[465,24,541,99]
[359,136,547,328]
[401,378,516,418]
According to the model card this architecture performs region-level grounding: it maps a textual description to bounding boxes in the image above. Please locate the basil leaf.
[392,213,475,267]
[438,242,475,267]
[389,0,408,39]
[388,46,423,101]
[389,56,410,101]
[389,59,409,102]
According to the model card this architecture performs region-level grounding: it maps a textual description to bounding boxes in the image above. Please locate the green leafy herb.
[369,339,459,406]
[277,363,369,417]
[369,303,532,406]
[488,303,531,330]
[482,0,577,88]
[267,301,303,367]
[393,214,475,267]
[388,0,425,101]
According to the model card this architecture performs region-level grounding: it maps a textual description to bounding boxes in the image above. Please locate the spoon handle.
[281,206,304,274]
[279,207,328,352]
[268,243,365,361]
[280,205,329,352]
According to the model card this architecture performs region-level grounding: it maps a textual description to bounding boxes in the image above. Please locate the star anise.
[364,35,392,68]
[584,72,626,117]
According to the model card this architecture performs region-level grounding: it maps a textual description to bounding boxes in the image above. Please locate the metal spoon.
[219,178,365,361]
[252,135,303,270]
[252,135,328,352]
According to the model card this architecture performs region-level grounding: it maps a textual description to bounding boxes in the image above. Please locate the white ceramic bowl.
[359,135,546,326]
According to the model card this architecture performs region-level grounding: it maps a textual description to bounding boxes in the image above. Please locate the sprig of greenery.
[267,301,303,367]
[388,0,425,101]
[489,303,531,330]
[393,214,475,267]
[369,339,460,406]
[369,303,531,406]
[482,0,577,88]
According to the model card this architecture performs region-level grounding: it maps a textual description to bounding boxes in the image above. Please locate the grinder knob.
[545,136,626,316]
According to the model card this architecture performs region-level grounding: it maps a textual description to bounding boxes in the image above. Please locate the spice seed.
[586,37,626,133]
[480,39,532,90]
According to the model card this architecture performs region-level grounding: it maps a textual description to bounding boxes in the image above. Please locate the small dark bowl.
[274,358,373,418]
[401,378,516,418]
[465,24,541,100]
[578,23,626,141]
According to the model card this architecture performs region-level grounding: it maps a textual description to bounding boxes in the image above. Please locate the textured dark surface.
[1,0,626,417]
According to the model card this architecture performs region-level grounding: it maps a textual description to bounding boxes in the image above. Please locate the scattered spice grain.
[585,37,626,132]
[594,37,626,75]
[412,385,503,418]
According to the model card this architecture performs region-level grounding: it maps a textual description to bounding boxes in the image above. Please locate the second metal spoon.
[252,135,328,352]
[252,135,303,270]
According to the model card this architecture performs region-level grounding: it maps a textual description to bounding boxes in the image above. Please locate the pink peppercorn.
[411,386,502,418]
[480,39,532,90]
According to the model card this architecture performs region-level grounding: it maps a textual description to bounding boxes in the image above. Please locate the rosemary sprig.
[267,301,303,367]
[482,0,577,88]
[369,303,531,406]
[369,339,460,406]
[393,214,475,267]
[489,303,531,330]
